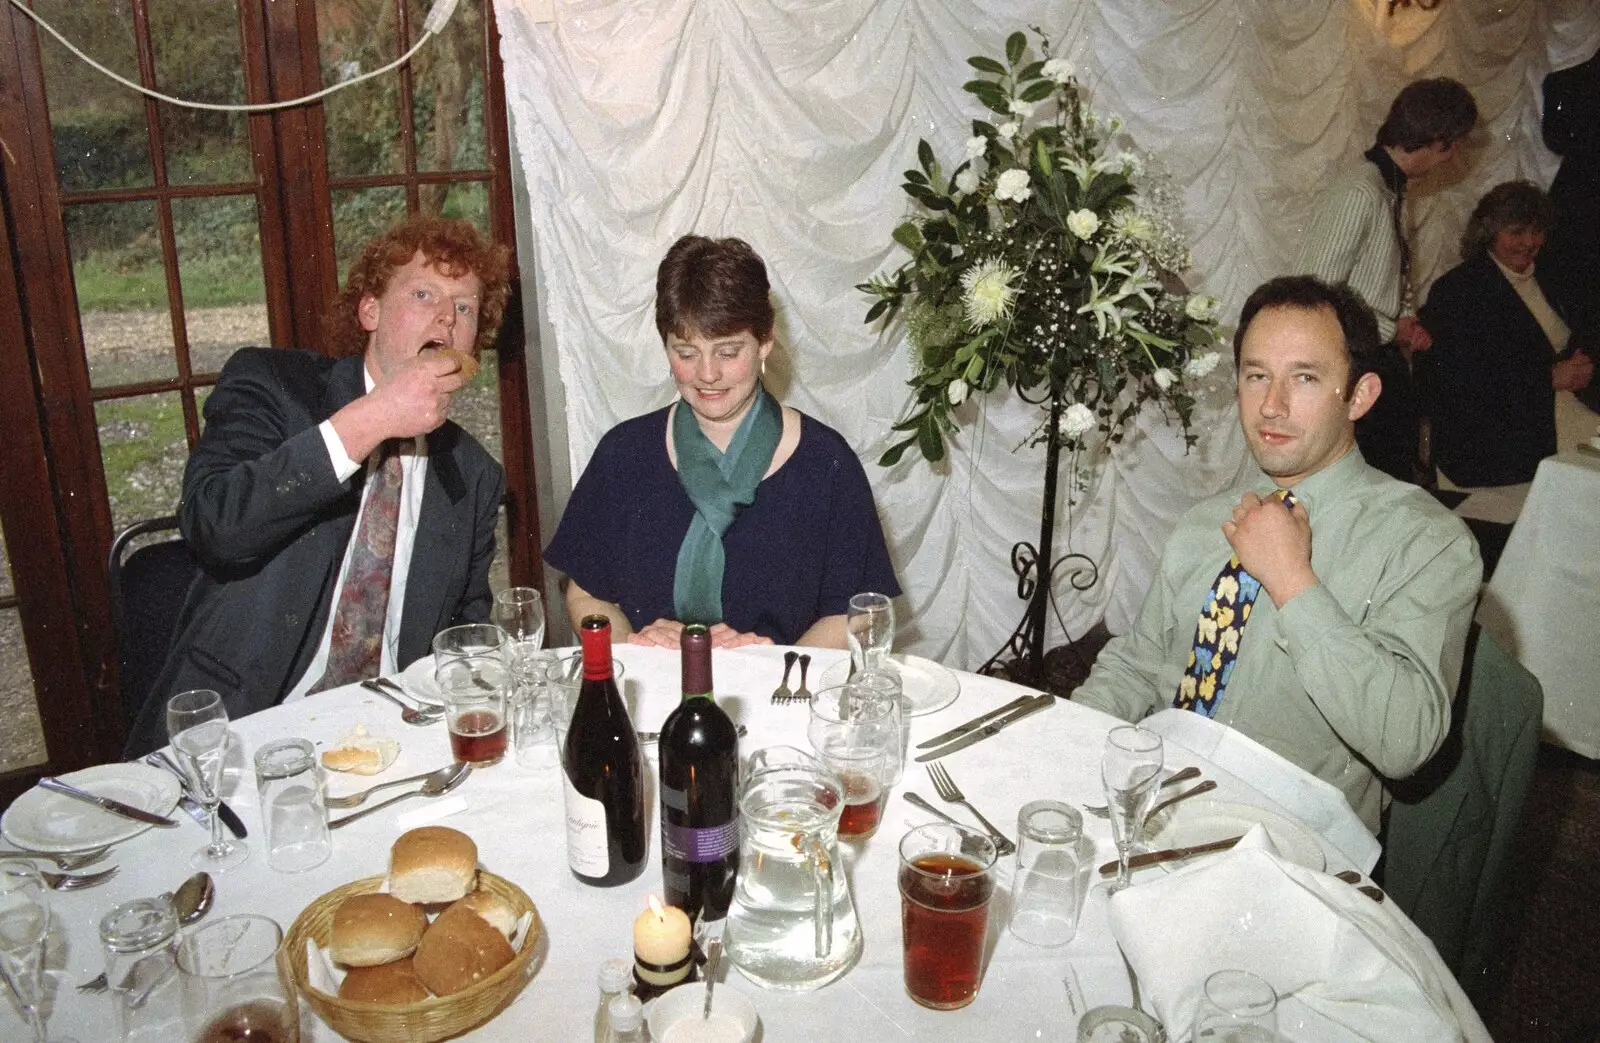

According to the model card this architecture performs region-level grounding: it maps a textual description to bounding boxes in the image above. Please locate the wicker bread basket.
[285,871,540,1043]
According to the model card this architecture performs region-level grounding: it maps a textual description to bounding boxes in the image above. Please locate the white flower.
[960,258,1021,327]
[997,120,1019,140]
[947,379,970,406]
[1041,57,1074,84]
[954,168,980,194]
[1184,351,1221,378]
[1120,152,1145,178]
[964,135,987,161]
[1153,367,1176,391]
[1112,211,1156,242]
[1066,208,1100,238]
[1060,403,1097,438]
[1184,294,1219,322]
[994,168,1032,203]
[1008,99,1035,119]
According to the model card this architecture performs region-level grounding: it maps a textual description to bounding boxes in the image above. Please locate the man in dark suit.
[125,216,512,755]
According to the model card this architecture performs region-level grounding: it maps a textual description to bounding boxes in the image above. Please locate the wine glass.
[1191,969,1278,1041]
[494,586,546,661]
[846,592,895,675]
[0,859,53,1043]
[1100,726,1163,892]
[167,689,249,871]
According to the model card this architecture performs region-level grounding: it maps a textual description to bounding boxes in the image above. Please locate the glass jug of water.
[724,746,862,991]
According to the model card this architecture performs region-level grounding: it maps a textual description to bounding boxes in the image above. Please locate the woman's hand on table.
[1553,351,1593,392]
[627,619,772,649]
[708,623,772,648]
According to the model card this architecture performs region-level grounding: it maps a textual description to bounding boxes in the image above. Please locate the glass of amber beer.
[898,823,998,1009]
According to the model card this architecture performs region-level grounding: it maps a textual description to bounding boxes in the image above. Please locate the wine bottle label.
[661,819,739,863]
[561,771,609,876]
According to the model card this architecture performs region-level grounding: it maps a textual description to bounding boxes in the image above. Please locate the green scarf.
[672,383,782,625]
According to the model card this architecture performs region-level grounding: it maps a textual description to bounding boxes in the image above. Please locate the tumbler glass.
[898,823,998,1010]
[177,914,297,1043]
[548,651,625,752]
[1008,800,1084,947]
[253,738,331,873]
[808,682,898,839]
[509,652,559,769]
[433,623,510,765]
[849,670,907,784]
[100,896,179,1041]
[1191,969,1278,1042]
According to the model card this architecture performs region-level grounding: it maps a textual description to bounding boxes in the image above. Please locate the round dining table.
[5,644,1480,1041]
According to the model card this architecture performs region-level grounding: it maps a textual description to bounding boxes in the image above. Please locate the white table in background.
[7,644,1480,1041]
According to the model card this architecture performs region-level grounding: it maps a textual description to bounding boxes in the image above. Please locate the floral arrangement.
[861,29,1224,466]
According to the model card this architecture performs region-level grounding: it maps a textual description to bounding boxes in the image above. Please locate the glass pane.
[0,514,12,601]
[36,0,153,191]
[98,391,190,537]
[332,185,408,284]
[149,0,253,185]
[0,608,47,773]
[422,179,489,233]
[172,196,269,376]
[407,0,486,173]
[68,200,178,389]
[319,0,403,176]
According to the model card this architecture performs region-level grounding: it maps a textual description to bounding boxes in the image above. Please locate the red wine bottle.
[659,625,741,922]
[562,615,647,886]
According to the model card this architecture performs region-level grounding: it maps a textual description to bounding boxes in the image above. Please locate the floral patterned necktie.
[310,442,404,693]
[1173,489,1296,717]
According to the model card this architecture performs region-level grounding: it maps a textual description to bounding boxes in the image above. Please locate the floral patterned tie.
[309,443,404,693]
[1173,489,1296,717]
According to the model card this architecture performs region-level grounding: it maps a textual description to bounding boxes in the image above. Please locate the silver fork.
[41,866,117,891]
[925,763,1014,854]
[1083,766,1202,818]
[0,844,111,871]
[360,679,442,725]
[793,654,813,703]
[770,651,799,705]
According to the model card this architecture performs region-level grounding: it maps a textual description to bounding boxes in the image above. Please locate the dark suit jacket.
[124,349,504,755]
[1419,253,1590,487]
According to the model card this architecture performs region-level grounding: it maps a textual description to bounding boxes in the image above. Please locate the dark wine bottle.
[659,625,741,923]
[562,615,647,886]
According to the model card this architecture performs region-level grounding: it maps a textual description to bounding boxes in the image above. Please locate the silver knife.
[916,693,1039,749]
[914,693,1055,762]
[147,751,248,839]
[39,777,177,826]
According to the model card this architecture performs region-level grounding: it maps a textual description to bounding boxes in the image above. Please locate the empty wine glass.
[847,592,895,674]
[0,859,53,1043]
[167,689,249,871]
[1191,969,1278,1041]
[1101,726,1163,892]
[494,587,546,660]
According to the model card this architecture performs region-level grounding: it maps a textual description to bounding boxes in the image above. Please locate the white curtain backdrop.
[494,0,1600,667]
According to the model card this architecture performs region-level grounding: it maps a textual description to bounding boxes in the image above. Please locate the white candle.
[633,895,692,986]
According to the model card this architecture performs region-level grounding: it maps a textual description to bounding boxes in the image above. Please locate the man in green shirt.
[1074,276,1481,832]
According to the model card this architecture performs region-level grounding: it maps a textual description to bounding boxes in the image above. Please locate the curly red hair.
[326,216,513,357]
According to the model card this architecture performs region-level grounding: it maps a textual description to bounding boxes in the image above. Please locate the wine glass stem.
[205,798,228,855]
[1115,845,1132,890]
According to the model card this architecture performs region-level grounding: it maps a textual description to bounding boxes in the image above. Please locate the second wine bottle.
[562,614,647,886]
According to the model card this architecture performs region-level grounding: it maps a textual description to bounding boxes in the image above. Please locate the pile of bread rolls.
[329,826,519,1003]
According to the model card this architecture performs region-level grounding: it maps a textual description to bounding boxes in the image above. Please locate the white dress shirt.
[284,365,428,701]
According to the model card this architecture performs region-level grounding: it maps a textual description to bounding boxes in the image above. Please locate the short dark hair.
[654,235,775,344]
[1234,276,1382,386]
[328,216,512,357]
[1376,78,1478,151]
[1459,180,1553,260]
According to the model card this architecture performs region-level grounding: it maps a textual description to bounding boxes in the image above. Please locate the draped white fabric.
[495,0,1600,667]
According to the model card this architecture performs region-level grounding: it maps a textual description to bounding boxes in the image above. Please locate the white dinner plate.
[2,763,182,853]
[1147,798,1325,872]
[817,653,960,716]
[395,655,448,707]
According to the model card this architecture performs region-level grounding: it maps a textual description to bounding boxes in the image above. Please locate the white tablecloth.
[7,645,1485,1041]
[1478,447,1600,758]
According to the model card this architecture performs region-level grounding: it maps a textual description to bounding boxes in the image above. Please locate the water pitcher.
[724,746,862,990]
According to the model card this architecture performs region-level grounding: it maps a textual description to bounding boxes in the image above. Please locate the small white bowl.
[646,982,759,1043]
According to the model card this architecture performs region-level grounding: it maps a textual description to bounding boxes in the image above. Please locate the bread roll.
[330,894,427,967]
[423,345,479,381]
[321,725,400,775]
[448,889,518,940]
[412,904,515,996]
[389,827,477,904]
[338,957,430,1004]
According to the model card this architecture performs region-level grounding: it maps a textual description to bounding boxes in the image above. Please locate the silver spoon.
[1083,766,1201,818]
[1142,779,1218,824]
[360,680,442,725]
[329,762,472,829]
[328,764,460,809]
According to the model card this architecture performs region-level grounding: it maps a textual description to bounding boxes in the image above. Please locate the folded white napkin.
[1108,833,1479,1042]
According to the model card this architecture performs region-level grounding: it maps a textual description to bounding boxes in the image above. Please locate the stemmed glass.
[0,859,56,1043]
[167,689,249,871]
[494,587,545,661]
[847,592,895,675]
[1101,726,1163,892]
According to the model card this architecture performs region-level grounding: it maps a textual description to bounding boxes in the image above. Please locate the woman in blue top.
[544,235,900,649]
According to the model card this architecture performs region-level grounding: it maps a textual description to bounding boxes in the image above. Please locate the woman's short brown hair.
[327,216,513,357]
[1376,78,1478,152]
[1459,181,1554,260]
[654,235,774,344]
